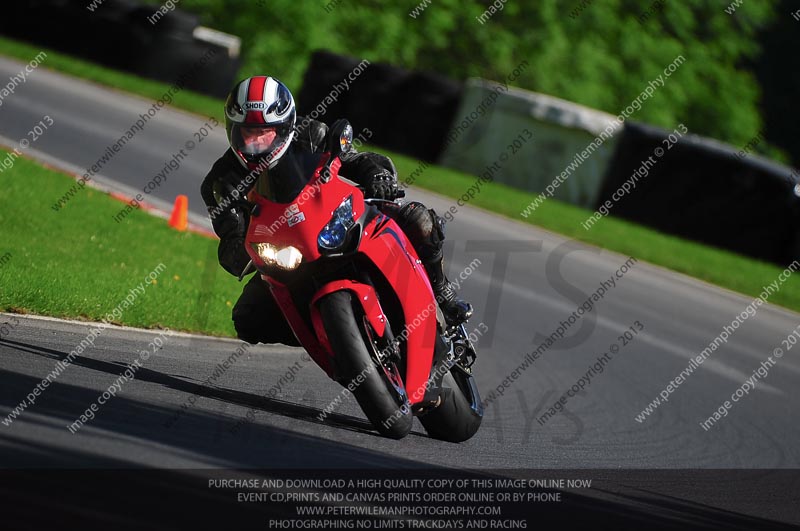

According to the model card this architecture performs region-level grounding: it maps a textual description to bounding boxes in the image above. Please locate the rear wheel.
[319,291,413,439]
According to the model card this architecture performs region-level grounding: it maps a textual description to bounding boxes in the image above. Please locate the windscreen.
[253,150,324,203]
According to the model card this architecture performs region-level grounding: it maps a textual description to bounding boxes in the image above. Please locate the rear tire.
[419,370,483,443]
[319,291,413,439]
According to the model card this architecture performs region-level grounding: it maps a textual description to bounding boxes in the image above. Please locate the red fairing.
[246,156,348,264]
[244,153,440,406]
[268,277,335,378]
[356,214,438,404]
[310,280,387,346]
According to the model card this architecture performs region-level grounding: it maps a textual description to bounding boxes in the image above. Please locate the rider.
[200,76,472,345]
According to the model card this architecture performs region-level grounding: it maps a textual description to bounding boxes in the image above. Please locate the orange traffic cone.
[169,195,188,231]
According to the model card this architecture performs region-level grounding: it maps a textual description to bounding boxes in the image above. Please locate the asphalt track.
[1,56,800,527]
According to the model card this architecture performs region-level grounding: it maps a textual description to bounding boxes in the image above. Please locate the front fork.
[448,323,478,371]
[444,323,484,417]
[412,323,482,416]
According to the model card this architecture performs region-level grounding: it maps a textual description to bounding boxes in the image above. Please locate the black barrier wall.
[598,122,800,266]
[298,50,463,162]
[0,0,238,98]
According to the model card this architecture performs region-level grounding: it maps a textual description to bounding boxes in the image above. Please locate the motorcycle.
[240,120,483,441]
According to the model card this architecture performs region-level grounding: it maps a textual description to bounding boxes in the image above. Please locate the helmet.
[224,76,296,171]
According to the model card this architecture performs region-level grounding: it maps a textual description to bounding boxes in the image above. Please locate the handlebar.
[238,260,255,282]
[357,185,405,202]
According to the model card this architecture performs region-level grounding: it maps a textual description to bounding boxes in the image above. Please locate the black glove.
[218,235,252,277]
[365,170,399,200]
[213,190,252,277]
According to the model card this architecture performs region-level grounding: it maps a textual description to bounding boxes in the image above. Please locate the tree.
[174,0,786,160]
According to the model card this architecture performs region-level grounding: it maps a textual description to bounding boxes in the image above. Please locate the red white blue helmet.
[224,76,296,171]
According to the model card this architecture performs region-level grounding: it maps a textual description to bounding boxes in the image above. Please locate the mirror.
[327,119,353,157]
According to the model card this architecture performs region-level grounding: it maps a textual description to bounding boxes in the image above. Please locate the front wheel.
[418,365,483,443]
[318,291,413,439]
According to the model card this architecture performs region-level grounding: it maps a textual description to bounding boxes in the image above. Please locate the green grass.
[0,35,223,122]
[0,151,240,336]
[2,36,798,320]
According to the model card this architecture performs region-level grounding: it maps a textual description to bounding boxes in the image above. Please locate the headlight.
[318,195,355,251]
[251,243,303,271]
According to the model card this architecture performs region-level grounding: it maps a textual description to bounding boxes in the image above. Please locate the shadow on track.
[0,337,415,468]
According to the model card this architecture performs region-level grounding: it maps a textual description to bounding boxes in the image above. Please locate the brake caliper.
[450,324,477,371]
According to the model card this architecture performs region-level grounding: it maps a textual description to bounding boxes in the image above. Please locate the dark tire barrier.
[754,0,800,169]
[598,122,800,266]
[298,50,463,161]
[0,0,239,98]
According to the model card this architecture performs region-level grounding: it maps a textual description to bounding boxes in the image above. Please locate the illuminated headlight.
[251,243,303,271]
[318,195,355,251]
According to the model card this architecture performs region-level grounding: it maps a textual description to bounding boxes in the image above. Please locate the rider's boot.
[422,251,473,327]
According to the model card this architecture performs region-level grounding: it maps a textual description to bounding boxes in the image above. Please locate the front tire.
[319,291,413,439]
[419,368,483,443]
